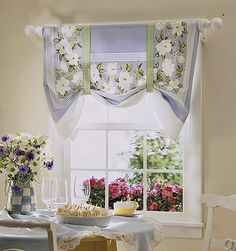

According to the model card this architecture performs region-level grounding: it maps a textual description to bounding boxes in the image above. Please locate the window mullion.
[143,131,147,212]
[105,130,109,210]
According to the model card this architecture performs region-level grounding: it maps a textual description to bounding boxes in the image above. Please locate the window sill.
[160,221,204,238]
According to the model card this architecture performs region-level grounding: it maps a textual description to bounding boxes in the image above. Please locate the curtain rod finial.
[25,25,42,40]
[25,25,36,37]
[210,17,223,30]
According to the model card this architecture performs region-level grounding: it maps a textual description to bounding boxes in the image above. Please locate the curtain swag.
[43,21,200,140]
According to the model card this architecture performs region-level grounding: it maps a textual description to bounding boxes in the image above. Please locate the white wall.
[0,0,236,250]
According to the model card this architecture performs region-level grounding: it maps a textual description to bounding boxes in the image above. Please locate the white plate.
[114,213,140,217]
[56,214,112,227]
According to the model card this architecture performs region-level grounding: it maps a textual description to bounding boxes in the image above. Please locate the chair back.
[202,193,236,251]
[0,220,57,251]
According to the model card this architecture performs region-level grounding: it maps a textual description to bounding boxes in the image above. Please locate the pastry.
[56,203,110,217]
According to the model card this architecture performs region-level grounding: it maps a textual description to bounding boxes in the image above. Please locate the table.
[73,236,117,251]
[0,211,162,251]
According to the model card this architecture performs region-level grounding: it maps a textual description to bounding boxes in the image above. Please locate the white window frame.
[48,45,203,238]
[70,122,184,211]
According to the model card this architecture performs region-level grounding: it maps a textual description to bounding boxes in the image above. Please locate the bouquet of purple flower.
[0,132,54,192]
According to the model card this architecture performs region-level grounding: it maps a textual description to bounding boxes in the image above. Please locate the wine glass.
[51,179,69,209]
[41,177,56,211]
[74,176,91,204]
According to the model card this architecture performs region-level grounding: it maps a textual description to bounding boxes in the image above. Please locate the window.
[70,127,184,213]
[68,95,187,216]
[49,52,202,238]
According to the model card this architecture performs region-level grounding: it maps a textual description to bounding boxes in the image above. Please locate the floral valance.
[43,21,200,140]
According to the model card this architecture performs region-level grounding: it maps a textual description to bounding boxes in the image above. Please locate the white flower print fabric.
[153,22,188,94]
[49,22,188,100]
[43,21,199,140]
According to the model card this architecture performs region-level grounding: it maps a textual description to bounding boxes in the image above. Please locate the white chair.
[201,193,236,251]
[0,220,57,251]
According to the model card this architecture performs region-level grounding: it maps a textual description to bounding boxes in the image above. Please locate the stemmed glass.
[74,176,91,204]
[51,179,69,209]
[41,177,56,211]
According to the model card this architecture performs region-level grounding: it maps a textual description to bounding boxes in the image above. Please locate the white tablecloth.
[0,210,163,251]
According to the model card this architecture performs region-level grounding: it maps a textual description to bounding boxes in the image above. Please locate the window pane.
[108,172,143,210]
[128,132,144,170]
[72,171,106,207]
[147,131,183,170]
[71,131,106,168]
[108,131,144,170]
[147,172,183,212]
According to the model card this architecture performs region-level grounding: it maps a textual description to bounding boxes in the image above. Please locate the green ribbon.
[146,24,154,92]
[83,26,91,95]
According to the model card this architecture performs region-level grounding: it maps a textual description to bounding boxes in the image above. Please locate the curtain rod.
[25,17,223,42]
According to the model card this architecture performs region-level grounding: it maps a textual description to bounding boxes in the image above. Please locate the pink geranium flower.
[121,185,130,196]
[99,177,105,189]
[154,181,162,191]
[150,189,157,196]
[109,181,122,199]
[90,176,99,188]
[111,186,121,199]
[162,185,173,199]
[174,184,183,193]
[83,179,90,186]
[135,185,143,196]
[169,198,177,204]
[149,202,158,210]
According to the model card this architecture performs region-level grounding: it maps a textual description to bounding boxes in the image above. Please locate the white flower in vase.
[17,155,26,165]
[6,163,18,176]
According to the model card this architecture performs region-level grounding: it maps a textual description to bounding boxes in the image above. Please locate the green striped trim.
[83,26,91,95]
[146,24,154,92]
